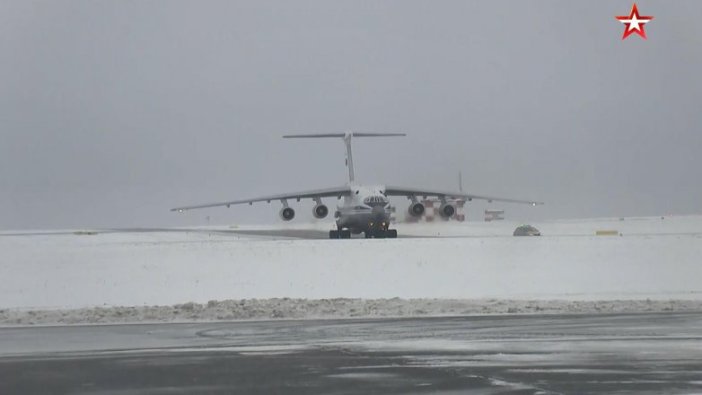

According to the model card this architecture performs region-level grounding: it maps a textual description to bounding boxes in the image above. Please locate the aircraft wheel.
[375,230,386,239]
[387,229,398,238]
[340,230,351,239]
[364,231,372,239]
[329,230,339,239]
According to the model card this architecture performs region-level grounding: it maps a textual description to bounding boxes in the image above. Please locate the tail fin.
[283,132,406,183]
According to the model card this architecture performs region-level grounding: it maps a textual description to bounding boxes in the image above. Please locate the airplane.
[171,132,543,239]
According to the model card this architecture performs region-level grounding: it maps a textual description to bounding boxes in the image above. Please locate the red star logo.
[615,3,653,40]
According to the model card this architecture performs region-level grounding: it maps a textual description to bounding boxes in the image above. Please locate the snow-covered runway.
[1,216,701,312]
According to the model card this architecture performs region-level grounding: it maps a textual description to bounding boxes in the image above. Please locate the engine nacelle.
[408,202,425,217]
[439,203,455,219]
[279,207,295,221]
[312,204,329,219]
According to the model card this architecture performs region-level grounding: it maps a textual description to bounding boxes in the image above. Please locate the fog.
[1,0,700,229]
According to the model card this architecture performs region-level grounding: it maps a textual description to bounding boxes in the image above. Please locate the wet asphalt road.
[0,312,701,394]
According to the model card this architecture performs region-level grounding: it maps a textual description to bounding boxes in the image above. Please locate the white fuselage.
[335,184,391,234]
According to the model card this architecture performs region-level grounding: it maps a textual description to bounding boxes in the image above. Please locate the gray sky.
[1,0,700,229]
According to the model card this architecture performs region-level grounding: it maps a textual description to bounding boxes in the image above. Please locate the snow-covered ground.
[0,215,701,323]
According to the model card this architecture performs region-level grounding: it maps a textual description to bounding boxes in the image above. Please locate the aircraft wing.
[383,186,543,206]
[171,186,351,212]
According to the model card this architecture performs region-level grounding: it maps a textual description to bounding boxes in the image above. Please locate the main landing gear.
[364,229,397,239]
[329,229,351,239]
[328,228,397,239]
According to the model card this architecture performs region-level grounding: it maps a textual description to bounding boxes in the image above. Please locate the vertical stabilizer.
[343,133,355,182]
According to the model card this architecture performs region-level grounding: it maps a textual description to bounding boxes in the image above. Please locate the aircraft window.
[355,190,359,194]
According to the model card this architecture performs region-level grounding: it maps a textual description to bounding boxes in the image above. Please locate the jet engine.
[407,202,425,217]
[279,207,295,221]
[312,204,329,219]
[439,203,455,219]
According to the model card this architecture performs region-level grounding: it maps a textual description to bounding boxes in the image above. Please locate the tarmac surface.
[1,312,701,394]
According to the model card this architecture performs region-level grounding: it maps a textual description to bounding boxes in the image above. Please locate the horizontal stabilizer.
[283,132,405,139]
[352,132,406,137]
[283,133,346,138]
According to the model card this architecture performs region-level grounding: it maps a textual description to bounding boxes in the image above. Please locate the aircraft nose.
[364,195,389,207]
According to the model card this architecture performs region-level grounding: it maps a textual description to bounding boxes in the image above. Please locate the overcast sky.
[1,0,700,229]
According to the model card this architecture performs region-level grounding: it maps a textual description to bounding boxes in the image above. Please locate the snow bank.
[1,215,701,311]
[2,298,701,326]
